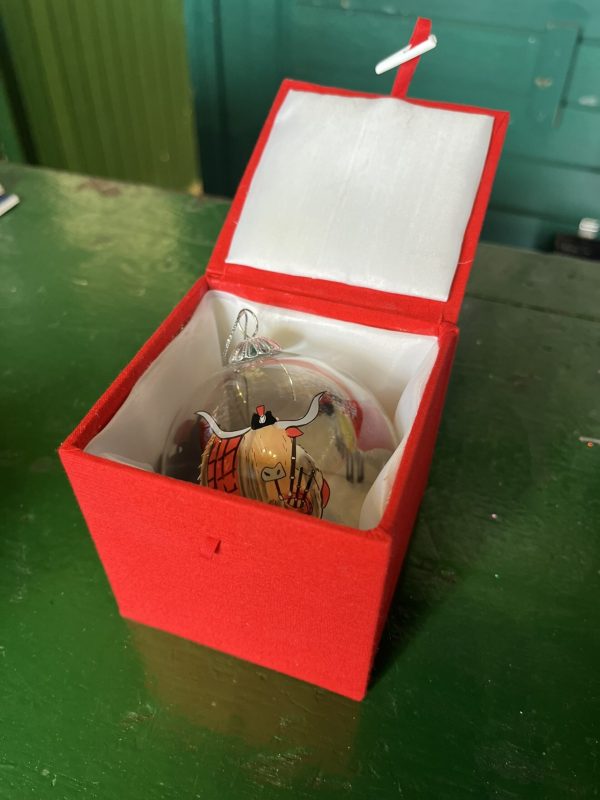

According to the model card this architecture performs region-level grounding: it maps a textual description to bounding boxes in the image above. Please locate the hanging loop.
[223,308,259,364]
[223,308,281,365]
[380,17,434,99]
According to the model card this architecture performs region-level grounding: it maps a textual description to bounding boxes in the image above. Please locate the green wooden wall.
[1,0,198,190]
[185,0,600,250]
[1,1,598,249]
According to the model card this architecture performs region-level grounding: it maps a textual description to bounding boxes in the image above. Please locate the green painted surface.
[1,163,599,798]
[1,0,199,190]
[186,0,600,249]
[0,70,24,162]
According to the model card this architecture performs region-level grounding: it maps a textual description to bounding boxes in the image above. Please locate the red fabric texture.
[59,327,455,701]
[59,19,507,700]
[392,17,432,99]
[60,441,391,700]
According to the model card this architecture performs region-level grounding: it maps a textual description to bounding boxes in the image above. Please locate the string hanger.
[222,308,281,366]
[223,308,259,364]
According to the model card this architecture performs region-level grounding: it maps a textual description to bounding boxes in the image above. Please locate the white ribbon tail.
[375,34,437,75]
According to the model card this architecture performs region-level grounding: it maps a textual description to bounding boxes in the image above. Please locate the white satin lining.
[85,290,439,530]
[226,90,494,302]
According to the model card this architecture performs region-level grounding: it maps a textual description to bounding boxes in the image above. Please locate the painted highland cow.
[196,392,331,517]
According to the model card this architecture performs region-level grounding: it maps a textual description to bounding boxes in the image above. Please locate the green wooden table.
[1,164,598,799]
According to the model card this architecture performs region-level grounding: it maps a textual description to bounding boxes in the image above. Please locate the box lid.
[208,19,509,327]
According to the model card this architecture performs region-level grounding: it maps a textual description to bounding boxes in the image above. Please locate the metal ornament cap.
[228,335,282,364]
[223,308,282,364]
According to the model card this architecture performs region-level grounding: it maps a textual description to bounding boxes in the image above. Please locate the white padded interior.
[85,290,439,530]
[227,90,494,302]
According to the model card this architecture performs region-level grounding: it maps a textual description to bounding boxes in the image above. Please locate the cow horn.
[276,392,324,430]
[195,410,250,439]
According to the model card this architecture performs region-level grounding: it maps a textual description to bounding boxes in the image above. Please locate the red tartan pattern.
[205,435,242,494]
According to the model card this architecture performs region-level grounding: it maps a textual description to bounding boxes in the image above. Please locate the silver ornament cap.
[223,308,281,365]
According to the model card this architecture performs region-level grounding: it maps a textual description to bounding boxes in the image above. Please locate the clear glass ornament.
[160,309,397,527]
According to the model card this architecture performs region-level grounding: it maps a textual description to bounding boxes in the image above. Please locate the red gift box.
[59,19,508,701]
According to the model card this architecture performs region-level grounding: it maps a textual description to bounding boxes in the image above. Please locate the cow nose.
[261,462,286,482]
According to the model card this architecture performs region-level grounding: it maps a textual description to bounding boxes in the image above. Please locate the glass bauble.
[160,311,397,528]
